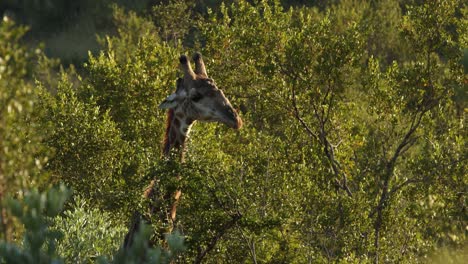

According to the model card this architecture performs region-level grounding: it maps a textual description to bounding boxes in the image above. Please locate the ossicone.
[179,54,196,83]
[193,52,208,77]
[179,54,188,65]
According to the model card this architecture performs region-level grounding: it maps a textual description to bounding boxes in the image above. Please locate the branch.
[191,174,244,263]
[291,82,319,142]
[371,108,430,263]
[237,225,258,264]
[387,110,426,173]
[322,136,353,197]
[388,177,422,197]
[291,77,352,197]
[369,113,423,218]
[283,63,353,197]
[195,212,242,264]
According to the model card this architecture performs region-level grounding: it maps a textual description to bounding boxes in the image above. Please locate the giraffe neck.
[163,108,194,158]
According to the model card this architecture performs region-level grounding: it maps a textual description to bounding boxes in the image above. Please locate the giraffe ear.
[159,93,179,109]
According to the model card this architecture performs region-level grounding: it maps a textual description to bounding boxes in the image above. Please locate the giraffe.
[124,52,242,248]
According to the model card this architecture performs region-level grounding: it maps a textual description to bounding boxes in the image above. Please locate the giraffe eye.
[192,93,203,102]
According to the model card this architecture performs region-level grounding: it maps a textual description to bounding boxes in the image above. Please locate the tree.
[1,0,466,262]
[0,18,51,242]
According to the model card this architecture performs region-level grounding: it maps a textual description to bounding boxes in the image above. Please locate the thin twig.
[195,212,242,264]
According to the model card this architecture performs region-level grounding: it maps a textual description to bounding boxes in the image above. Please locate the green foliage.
[35,6,182,213]
[0,184,185,264]
[53,196,127,263]
[0,184,70,264]
[37,73,130,209]
[0,0,466,263]
[196,0,466,262]
[0,19,43,195]
[152,0,195,44]
[0,18,54,242]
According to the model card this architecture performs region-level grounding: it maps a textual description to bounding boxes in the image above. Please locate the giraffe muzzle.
[223,108,242,129]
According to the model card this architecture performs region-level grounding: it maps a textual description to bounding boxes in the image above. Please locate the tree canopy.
[0,0,466,263]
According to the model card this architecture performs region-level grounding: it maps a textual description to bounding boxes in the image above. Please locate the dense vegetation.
[0,0,466,263]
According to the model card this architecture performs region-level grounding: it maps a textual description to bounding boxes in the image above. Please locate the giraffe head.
[159,53,242,129]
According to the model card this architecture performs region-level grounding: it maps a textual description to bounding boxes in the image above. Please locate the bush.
[0,185,185,264]
[53,196,127,263]
[0,184,70,264]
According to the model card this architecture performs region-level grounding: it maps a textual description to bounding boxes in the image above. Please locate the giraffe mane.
[162,108,175,156]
